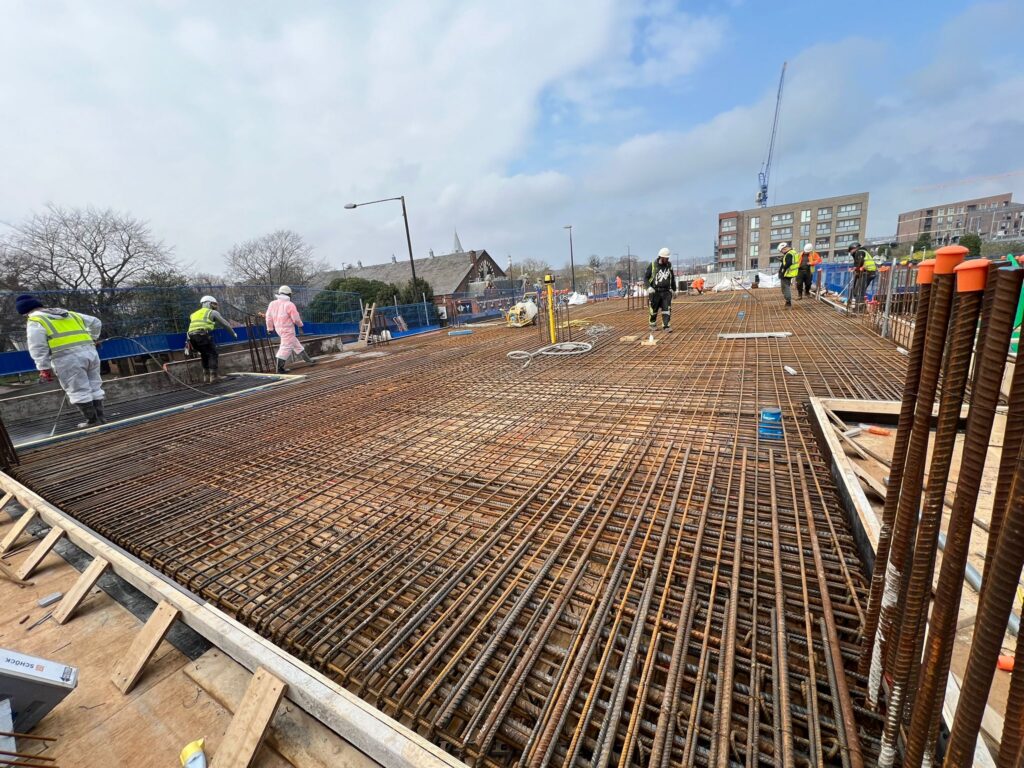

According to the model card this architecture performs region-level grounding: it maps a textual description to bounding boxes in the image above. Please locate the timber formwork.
[13,295,905,767]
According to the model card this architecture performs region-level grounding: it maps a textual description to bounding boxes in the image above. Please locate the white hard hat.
[803,243,813,253]
[278,285,293,295]
[200,295,217,304]
[777,242,789,253]
[657,247,671,258]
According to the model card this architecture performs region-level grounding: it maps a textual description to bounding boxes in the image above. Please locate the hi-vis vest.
[862,251,878,272]
[648,260,673,291]
[188,308,216,334]
[783,250,800,279]
[27,312,93,352]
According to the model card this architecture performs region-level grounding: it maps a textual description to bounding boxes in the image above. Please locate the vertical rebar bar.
[905,265,1024,768]
[876,260,986,767]
[945,439,1024,765]
[859,262,934,676]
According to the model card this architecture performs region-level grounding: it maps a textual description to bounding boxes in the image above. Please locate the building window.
[750,230,759,243]
[749,244,759,259]
[770,213,794,226]
[837,218,861,232]
[818,207,833,220]
[720,233,736,246]
[719,248,736,260]
[770,227,792,238]
[721,217,737,232]
[837,203,862,216]
[815,237,830,250]
[836,233,858,246]
[801,209,811,223]
[750,218,760,229]
[816,222,831,235]
[800,224,810,237]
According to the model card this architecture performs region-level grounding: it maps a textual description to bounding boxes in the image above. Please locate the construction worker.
[644,247,677,331]
[187,295,238,383]
[266,285,316,373]
[848,241,878,311]
[777,242,799,307]
[796,243,821,299]
[692,276,706,295]
[16,294,107,426]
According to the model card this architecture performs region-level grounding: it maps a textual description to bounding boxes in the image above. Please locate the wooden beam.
[211,668,286,768]
[15,526,64,580]
[111,600,180,694]
[0,508,36,556]
[54,556,109,625]
[0,492,13,510]
[0,471,465,768]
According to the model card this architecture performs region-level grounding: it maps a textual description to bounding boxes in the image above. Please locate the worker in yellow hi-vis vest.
[848,241,878,312]
[17,293,106,427]
[777,242,799,308]
[187,295,239,383]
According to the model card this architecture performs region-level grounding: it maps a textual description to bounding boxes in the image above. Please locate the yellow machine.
[506,298,539,328]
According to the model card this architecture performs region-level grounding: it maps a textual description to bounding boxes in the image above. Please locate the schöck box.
[0,648,78,731]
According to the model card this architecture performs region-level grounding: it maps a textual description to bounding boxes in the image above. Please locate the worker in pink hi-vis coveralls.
[265,286,317,373]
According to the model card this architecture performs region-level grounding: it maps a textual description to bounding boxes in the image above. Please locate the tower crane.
[756,62,787,207]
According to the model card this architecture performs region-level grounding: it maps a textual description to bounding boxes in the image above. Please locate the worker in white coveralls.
[265,285,317,373]
[17,293,107,427]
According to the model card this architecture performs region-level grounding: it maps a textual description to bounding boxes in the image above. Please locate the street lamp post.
[564,225,576,293]
[345,196,418,288]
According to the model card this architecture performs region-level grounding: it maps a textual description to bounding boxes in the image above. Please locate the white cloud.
[0,0,1020,281]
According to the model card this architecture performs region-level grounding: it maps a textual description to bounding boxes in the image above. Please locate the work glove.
[646,286,655,296]
[39,369,54,384]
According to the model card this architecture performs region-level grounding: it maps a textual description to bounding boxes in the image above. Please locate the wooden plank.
[15,526,65,580]
[0,471,465,768]
[0,491,13,510]
[185,649,380,768]
[0,508,36,556]
[112,600,180,694]
[212,667,286,768]
[54,556,109,625]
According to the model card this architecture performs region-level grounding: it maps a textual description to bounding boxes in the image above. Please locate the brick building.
[715,192,869,271]
[896,193,1023,246]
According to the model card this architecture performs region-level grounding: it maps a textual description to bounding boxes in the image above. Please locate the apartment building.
[715,192,869,271]
[895,193,1020,245]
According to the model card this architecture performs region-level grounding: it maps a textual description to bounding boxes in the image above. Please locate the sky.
[2,0,1022,276]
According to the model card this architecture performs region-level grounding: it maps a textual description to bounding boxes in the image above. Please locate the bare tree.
[519,258,553,283]
[224,230,327,286]
[2,204,175,292]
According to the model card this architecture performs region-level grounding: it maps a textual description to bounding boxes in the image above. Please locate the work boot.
[202,370,210,384]
[276,358,289,374]
[210,370,224,384]
[648,322,656,331]
[299,351,317,365]
[92,399,107,424]
[76,402,99,427]
[663,325,672,333]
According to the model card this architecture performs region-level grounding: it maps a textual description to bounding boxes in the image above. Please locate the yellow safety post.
[544,274,556,344]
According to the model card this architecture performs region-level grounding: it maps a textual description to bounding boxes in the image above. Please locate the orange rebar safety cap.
[954,258,990,293]
[935,244,967,274]
[916,258,936,285]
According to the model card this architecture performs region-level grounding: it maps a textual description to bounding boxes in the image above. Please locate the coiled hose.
[506,341,594,369]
